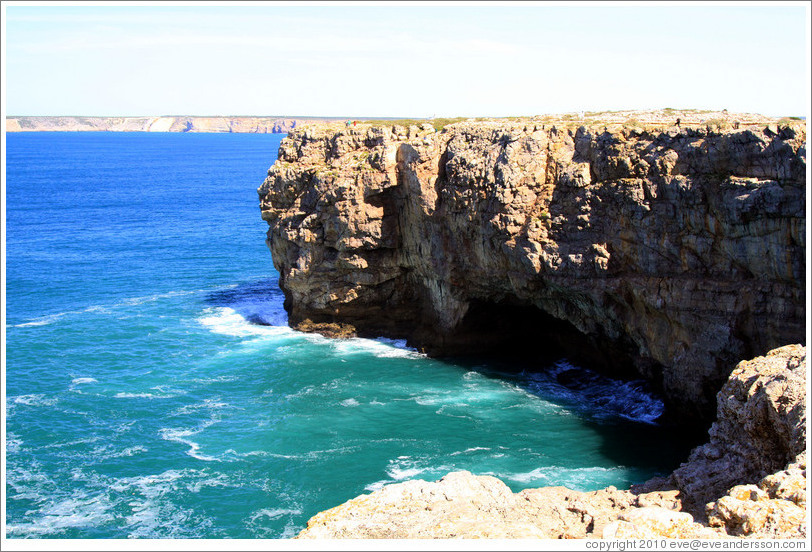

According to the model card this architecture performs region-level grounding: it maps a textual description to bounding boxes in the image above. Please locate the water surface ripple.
[5,132,691,538]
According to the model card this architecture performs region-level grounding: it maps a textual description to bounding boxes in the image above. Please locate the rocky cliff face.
[295,345,807,539]
[258,118,806,420]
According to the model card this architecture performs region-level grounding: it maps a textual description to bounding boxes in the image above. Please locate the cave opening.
[425,297,642,379]
[412,296,710,477]
[421,296,709,439]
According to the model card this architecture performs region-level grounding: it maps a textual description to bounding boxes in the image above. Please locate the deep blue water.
[5,132,691,539]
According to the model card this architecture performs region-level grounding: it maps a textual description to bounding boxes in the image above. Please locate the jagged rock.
[294,319,357,339]
[298,471,647,539]
[258,116,806,421]
[603,507,720,539]
[671,344,807,510]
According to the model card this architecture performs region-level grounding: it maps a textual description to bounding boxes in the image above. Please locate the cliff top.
[300,109,804,133]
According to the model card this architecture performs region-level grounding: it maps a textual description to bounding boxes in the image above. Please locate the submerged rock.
[296,345,806,539]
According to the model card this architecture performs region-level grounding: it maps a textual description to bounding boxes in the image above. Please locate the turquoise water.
[5,132,692,539]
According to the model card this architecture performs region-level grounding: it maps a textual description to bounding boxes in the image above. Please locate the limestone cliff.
[257,114,806,420]
[5,115,340,133]
[296,345,807,539]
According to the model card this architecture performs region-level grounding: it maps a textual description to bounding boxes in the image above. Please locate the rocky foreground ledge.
[297,345,806,539]
[258,112,805,422]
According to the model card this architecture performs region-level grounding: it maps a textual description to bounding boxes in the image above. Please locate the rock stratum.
[5,115,342,133]
[296,345,807,539]
[257,113,806,421]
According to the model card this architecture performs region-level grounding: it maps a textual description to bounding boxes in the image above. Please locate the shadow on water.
[445,355,708,480]
[204,278,289,327]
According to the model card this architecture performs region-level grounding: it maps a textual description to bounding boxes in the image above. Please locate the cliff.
[297,345,807,539]
[5,115,343,133]
[257,113,806,421]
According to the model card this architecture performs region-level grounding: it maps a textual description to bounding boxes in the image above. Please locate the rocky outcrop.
[295,345,806,539]
[297,471,703,539]
[5,116,342,133]
[257,114,806,420]
[670,344,807,512]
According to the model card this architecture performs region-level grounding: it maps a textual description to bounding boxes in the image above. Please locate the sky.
[2,1,810,118]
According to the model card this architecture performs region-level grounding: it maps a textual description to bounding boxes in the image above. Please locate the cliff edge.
[258,113,806,421]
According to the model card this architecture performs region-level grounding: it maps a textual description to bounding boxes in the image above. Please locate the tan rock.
[257,115,806,540]
[671,345,806,509]
[258,118,806,422]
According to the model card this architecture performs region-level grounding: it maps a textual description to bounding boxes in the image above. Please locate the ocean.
[5,132,694,539]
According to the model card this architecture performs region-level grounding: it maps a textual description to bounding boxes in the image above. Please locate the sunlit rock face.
[258,118,806,421]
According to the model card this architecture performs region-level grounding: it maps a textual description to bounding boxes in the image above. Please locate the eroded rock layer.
[258,119,806,420]
[295,345,807,539]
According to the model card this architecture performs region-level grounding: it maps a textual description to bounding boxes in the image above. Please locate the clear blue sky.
[3,2,810,118]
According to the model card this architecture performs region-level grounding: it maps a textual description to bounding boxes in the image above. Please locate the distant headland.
[5,115,350,134]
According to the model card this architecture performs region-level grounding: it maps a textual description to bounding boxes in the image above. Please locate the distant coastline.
[4,115,351,134]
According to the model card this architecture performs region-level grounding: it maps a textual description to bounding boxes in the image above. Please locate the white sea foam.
[278,523,301,539]
[249,508,303,522]
[159,404,226,461]
[112,469,220,538]
[501,465,626,489]
[172,398,231,416]
[12,312,69,327]
[190,375,239,384]
[340,398,360,407]
[41,436,103,450]
[71,377,98,385]
[329,337,423,359]
[7,433,23,454]
[159,427,219,462]
[114,391,175,399]
[10,288,213,329]
[197,306,294,338]
[364,480,389,492]
[120,289,204,307]
[245,507,304,539]
[88,444,148,461]
[385,456,429,481]
[450,446,491,456]
[387,466,425,480]
[435,405,474,420]
[6,493,116,537]
[10,394,59,407]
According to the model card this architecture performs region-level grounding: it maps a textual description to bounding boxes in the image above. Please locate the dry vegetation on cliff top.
[333,109,803,133]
